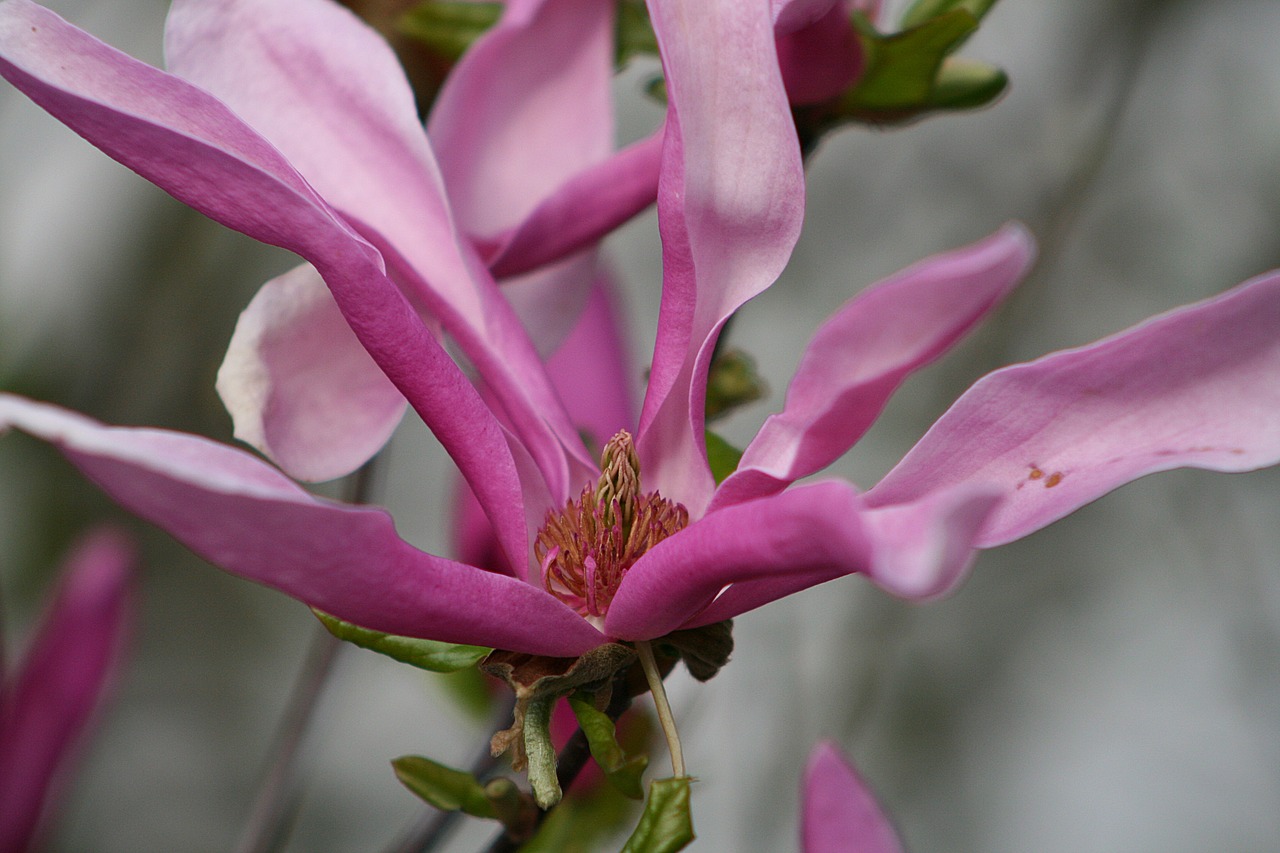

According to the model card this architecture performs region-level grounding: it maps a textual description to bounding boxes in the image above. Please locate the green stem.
[636,640,685,778]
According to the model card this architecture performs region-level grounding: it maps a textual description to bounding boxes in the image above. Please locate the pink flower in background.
[802,742,902,853]
[0,528,135,853]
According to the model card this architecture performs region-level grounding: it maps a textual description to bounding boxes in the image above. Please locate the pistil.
[535,431,688,619]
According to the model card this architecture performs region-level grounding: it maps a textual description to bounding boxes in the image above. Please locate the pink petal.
[604,480,999,640]
[776,2,863,105]
[0,396,606,657]
[713,225,1034,510]
[677,481,1001,630]
[0,527,134,852]
[486,130,664,279]
[866,269,1280,546]
[802,742,904,853]
[217,263,406,482]
[0,1,530,566]
[428,0,615,241]
[546,271,639,449]
[164,0,479,322]
[638,0,805,514]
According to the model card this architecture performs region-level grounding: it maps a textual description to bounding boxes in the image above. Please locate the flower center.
[535,430,688,619]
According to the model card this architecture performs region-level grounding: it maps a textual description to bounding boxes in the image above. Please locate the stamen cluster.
[535,431,689,618]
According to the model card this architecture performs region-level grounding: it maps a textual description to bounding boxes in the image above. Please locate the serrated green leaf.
[392,755,498,819]
[398,1,502,61]
[620,777,695,853]
[313,610,489,673]
[900,0,999,31]
[847,10,979,111]
[568,696,648,800]
[704,431,743,486]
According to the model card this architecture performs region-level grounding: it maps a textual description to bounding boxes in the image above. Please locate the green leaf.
[398,1,502,62]
[620,777,695,853]
[704,431,744,486]
[616,0,659,66]
[928,57,1008,109]
[846,10,979,111]
[900,0,999,31]
[392,755,498,819]
[313,610,490,673]
[568,696,648,800]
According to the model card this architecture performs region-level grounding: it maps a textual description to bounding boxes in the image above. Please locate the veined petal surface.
[0,396,606,657]
[867,269,1280,546]
[638,0,805,514]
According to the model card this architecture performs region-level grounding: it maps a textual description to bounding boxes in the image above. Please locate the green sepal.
[704,431,744,486]
[522,696,561,809]
[398,1,502,62]
[391,755,498,819]
[313,610,490,673]
[654,621,734,683]
[846,10,979,111]
[568,695,648,800]
[620,777,695,853]
[929,57,1009,110]
[900,0,999,33]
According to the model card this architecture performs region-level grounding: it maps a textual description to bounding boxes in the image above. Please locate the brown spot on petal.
[1044,472,1064,488]
[1028,467,1044,480]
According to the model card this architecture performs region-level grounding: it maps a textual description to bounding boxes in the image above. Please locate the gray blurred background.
[3,0,1280,851]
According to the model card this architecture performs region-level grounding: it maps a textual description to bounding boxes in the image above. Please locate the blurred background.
[2,0,1280,851]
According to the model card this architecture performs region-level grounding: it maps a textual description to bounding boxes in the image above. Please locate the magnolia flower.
[0,528,135,852]
[5,0,1280,662]
[802,742,902,853]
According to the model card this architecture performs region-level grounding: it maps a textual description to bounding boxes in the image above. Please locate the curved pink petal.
[638,0,805,514]
[0,527,134,852]
[0,1,529,566]
[164,0,480,322]
[866,269,1280,546]
[679,481,1000,629]
[486,130,664,279]
[777,2,863,105]
[803,742,903,853]
[0,396,606,657]
[162,0,589,506]
[546,271,639,449]
[428,0,615,241]
[217,263,406,482]
[499,253,598,359]
[604,479,999,640]
[713,225,1034,510]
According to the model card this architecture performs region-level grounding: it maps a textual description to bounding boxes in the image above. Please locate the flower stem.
[636,640,685,778]
[232,458,378,853]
